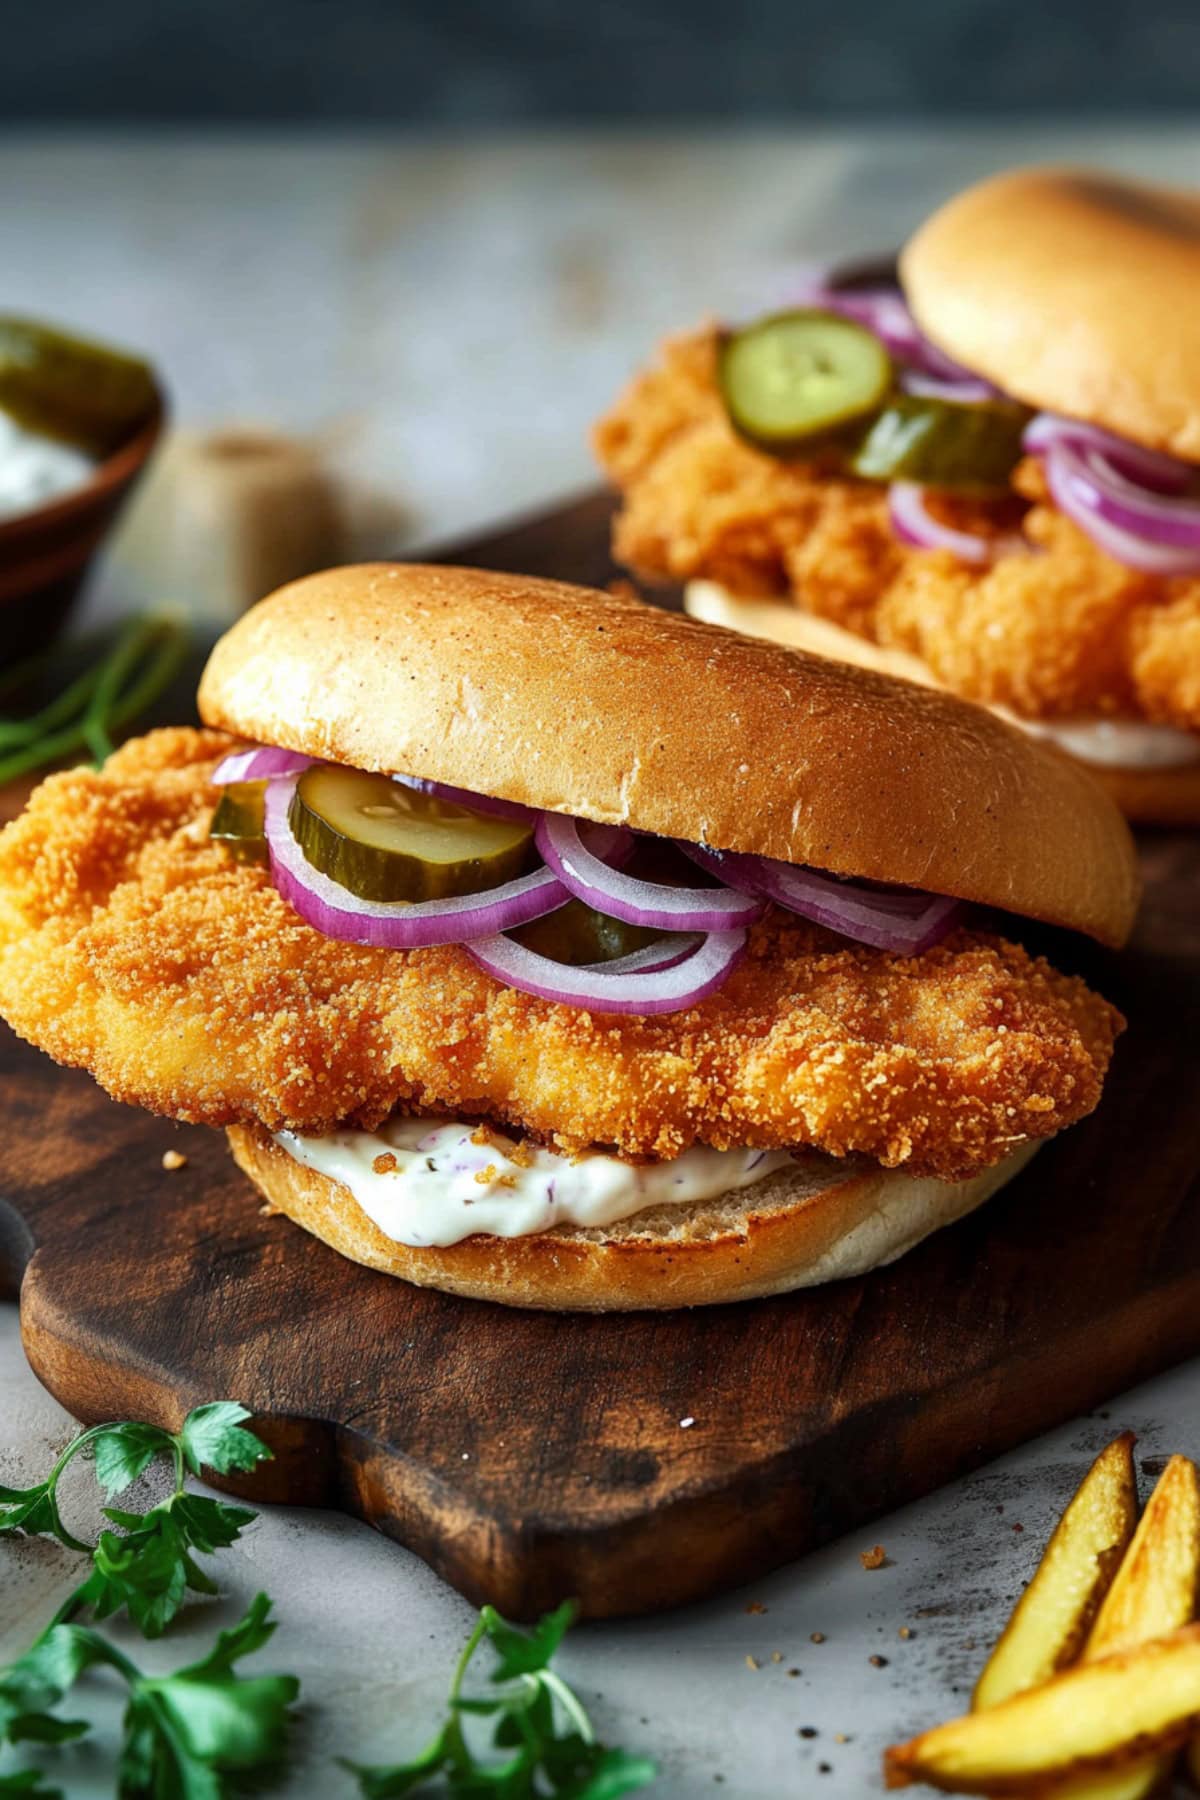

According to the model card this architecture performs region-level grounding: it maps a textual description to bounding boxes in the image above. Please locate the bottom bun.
[227,1124,1037,1311]
[684,581,1200,827]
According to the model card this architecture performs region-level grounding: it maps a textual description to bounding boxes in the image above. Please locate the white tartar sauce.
[275,1118,793,1248]
[997,710,1200,770]
[0,410,93,521]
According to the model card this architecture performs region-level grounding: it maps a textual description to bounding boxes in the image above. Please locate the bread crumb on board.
[161,1149,188,1171]
[859,1544,888,1570]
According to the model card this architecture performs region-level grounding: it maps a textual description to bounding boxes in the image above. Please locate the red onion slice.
[536,813,766,931]
[467,927,747,1015]
[392,772,538,824]
[1023,413,1190,494]
[801,284,990,386]
[263,775,572,948]
[1041,438,1200,573]
[889,482,1025,565]
[213,745,314,785]
[900,371,999,406]
[681,844,961,955]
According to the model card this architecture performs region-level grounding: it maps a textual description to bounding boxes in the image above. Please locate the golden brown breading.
[594,327,1200,730]
[0,730,1122,1182]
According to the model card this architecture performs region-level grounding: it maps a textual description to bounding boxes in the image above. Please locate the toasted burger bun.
[684,580,1200,829]
[199,563,1138,945]
[902,167,1200,462]
[228,1125,1037,1311]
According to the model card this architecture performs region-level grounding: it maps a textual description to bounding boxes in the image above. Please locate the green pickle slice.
[513,898,662,967]
[850,394,1029,492]
[289,766,537,903]
[210,781,268,866]
[0,317,157,456]
[719,309,892,450]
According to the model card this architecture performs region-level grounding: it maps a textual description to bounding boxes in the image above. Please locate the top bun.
[901,166,1200,462]
[198,563,1140,947]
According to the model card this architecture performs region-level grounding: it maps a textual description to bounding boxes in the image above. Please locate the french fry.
[884,1624,1200,1794]
[972,1433,1138,1710]
[1050,1454,1200,1800]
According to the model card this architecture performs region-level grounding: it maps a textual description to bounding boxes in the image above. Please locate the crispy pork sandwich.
[0,564,1137,1309]
[595,166,1200,824]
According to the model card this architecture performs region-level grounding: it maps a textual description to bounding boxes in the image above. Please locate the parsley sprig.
[0,1402,269,1638]
[349,1600,657,1797]
[0,1591,297,1798]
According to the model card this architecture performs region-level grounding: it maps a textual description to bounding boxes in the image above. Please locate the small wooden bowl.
[0,389,166,662]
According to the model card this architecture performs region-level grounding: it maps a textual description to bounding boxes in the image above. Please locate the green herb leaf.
[0,1770,65,1796]
[482,1600,576,1681]
[0,1486,59,1541]
[0,1402,269,1639]
[2,1599,296,1800]
[0,1626,98,1752]
[179,1404,272,1479]
[91,1422,171,1499]
[350,1602,655,1797]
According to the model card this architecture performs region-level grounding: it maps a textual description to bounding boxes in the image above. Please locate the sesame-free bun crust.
[684,580,1200,827]
[902,167,1200,462]
[228,1125,1036,1311]
[198,564,1138,945]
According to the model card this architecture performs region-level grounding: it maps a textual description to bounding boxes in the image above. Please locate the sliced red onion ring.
[392,772,538,823]
[213,745,314,785]
[536,812,766,931]
[889,481,1025,565]
[681,844,961,955]
[801,284,990,386]
[1041,438,1200,574]
[263,774,573,948]
[900,371,999,406]
[1023,413,1190,494]
[467,927,747,1015]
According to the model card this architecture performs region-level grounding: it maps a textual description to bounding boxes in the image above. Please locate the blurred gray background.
[6,0,1200,123]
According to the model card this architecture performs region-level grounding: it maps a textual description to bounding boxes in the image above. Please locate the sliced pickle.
[512,898,663,967]
[290,766,536,902]
[719,310,892,450]
[850,393,1029,492]
[0,317,157,456]
[210,781,268,866]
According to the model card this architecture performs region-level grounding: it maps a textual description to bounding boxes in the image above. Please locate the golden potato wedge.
[883,1623,1200,1794]
[972,1434,1138,1710]
[1053,1456,1200,1800]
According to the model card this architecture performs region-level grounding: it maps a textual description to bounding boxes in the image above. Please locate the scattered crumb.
[680,1417,695,1429]
[818,1763,832,1775]
[770,1651,783,1664]
[161,1149,187,1171]
[745,1655,760,1671]
[474,1164,517,1188]
[835,1734,850,1745]
[372,1151,398,1175]
[798,1727,818,1740]
[787,1668,800,1678]
[810,1632,826,1644]
[898,1626,915,1641]
[859,1544,888,1570]
[744,1601,768,1616]
[869,1654,889,1668]
[461,1452,470,1461]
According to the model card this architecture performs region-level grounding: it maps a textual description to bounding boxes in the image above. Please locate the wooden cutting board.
[2,492,1199,1621]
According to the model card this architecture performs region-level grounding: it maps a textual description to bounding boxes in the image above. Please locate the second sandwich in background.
[595,166,1200,824]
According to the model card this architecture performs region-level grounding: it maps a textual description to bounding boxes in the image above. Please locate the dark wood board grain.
[2,490,1199,1621]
